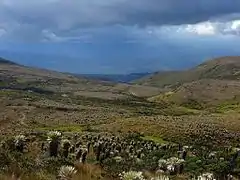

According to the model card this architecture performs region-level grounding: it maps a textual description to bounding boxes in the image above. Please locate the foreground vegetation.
[0,88,240,180]
[1,130,239,180]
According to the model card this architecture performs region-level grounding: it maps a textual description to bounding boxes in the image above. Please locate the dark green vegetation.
[77,73,151,83]
[0,56,240,179]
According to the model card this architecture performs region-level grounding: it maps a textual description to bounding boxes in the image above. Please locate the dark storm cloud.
[121,0,240,26]
[0,0,240,42]
[1,0,240,28]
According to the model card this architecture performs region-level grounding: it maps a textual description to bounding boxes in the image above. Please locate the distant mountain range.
[0,56,151,83]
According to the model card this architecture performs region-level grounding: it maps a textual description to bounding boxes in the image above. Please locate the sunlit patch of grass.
[176,106,201,113]
[147,94,164,102]
[165,91,174,96]
[215,102,240,113]
[161,106,202,116]
[36,125,83,132]
[0,89,19,96]
[147,91,174,102]
[141,135,167,144]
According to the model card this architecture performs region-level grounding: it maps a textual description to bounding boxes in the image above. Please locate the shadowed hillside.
[78,73,151,83]
[0,57,17,65]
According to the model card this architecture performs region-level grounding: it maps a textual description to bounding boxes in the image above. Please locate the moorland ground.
[1,57,240,179]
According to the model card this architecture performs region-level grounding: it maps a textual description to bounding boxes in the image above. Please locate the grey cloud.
[1,0,240,28]
[1,0,240,42]
[41,29,93,43]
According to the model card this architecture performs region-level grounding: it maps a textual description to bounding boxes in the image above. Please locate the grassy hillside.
[0,59,162,99]
[135,56,240,88]
[135,57,240,108]
[148,79,240,108]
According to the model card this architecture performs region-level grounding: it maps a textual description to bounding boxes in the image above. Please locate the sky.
[0,0,240,74]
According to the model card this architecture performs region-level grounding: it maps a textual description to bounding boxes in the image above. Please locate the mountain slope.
[0,57,162,99]
[148,79,240,107]
[0,57,17,65]
[135,56,240,88]
[142,57,240,107]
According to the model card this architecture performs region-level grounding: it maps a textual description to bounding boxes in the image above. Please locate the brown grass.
[93,113,240,146]
[74,163,106,180]
[149,79,240,106]
[135,56,240,88]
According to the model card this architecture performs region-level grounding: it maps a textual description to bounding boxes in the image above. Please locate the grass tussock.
[74,163,104,180]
